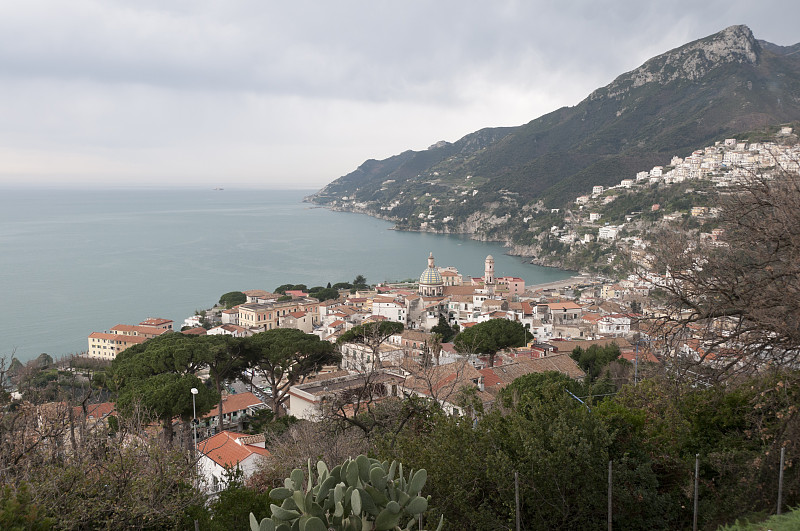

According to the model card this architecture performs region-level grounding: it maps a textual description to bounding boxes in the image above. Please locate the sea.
[0,187,572,362]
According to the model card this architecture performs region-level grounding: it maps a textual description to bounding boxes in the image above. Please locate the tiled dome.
[419,267,443,286]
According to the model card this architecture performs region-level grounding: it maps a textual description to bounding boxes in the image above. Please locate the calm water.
[0,187,571,362]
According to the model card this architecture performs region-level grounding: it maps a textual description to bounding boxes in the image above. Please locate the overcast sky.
[0,1,798,190]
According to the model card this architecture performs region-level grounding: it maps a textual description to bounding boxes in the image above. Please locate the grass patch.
[718,508,800,531]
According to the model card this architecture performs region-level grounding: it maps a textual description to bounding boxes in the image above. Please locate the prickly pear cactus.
[249,455,443,531]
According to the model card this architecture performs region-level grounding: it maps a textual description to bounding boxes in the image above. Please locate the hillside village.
[6,137,800,531]
[5,18,800,529]
[61,129,800,496]
[322,127,800,275]
[77,251,637,492]
[555,129,800,263]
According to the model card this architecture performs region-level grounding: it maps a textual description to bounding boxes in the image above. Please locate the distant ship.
[213,187,224,191]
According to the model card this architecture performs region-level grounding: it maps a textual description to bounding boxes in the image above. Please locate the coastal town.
[5,13,800,528]
[66,131,800,495]
[77,244,662,493]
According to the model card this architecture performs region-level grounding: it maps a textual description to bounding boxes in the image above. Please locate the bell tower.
[485,255,495,295]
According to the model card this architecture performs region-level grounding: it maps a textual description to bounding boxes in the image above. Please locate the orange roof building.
[197,431,270,494]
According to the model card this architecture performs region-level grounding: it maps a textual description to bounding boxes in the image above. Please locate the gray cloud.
[0,0,797,188]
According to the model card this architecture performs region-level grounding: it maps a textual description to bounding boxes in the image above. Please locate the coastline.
[312,202,584,276]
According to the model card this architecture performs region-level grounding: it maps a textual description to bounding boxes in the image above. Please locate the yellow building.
[238,299,322,331]
[87,332,147,360]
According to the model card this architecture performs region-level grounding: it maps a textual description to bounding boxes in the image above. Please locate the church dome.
[419,267,443,286]
[418,252,444,297]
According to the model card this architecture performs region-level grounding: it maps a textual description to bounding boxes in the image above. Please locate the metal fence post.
[777,446,786,515]
[515,470,521,531]
[693,454,699,531]
[608,460,612,531]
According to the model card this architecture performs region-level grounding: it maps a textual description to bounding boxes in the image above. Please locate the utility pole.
[190,387,199,454]
[608,460,613,531]
[777,446,786,515]
[693,454,699,531]
[515,470,521,531]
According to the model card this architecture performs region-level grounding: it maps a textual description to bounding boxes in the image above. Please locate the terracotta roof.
[110,324,169,336]
[182,327,207,335]
[547,338,632,354]
[204,392,263,419]
[197,431,270,468]
[287,311,307,318]
[404,362,483,397]
[218,324,248,333]
[88,332,147,343]
[401,330,433,342]
[139,318,173,326]
[547,302,582,310]
[440,342,456,354]
[243,290,272,297]
[479,354,586,393]
[73,401,116,420]
[292,371,402,398]
[620,349,660,364]
[443,286,477,296]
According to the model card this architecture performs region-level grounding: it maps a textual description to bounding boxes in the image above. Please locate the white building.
[372,298,407,323]
[183,315,203,329]
[598,314,632,336]
[207,324,252,337]
[598,226,620,240]
[197,431,270,494]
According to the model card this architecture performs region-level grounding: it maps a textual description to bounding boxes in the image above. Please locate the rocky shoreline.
[314,202,582,274]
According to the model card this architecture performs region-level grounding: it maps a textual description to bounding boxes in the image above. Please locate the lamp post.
[190,387,198,454]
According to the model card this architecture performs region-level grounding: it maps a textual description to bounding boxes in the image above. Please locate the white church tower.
[484,255,495,296]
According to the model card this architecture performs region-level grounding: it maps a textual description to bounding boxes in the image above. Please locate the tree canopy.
[308,287,340,302]
[218,291,246,309]
[337,321,404,370]
[352,274,368,289]
[453,318,531,367]
[111,333,218,442]
[648,164,800,377]
[430,316,459,343]
[570,343,623,384]
[201,334,249,431]
[245,329,339,417]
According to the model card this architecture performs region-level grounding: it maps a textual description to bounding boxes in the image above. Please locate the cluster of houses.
[75,250,670,494]
[65,133,800,497]
[567,135,800,245]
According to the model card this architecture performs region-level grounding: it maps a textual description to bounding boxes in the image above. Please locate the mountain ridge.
[308,25,800,247]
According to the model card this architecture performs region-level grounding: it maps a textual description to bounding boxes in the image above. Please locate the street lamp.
[190,387,199,454]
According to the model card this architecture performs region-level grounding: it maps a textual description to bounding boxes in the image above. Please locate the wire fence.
[510,445,792,530]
